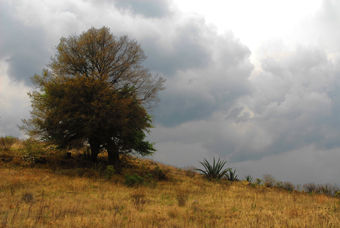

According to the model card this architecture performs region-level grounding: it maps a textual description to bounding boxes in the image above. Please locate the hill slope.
[0,145,339,227]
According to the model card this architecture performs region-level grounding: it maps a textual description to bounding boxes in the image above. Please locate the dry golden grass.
[0,148,339,227]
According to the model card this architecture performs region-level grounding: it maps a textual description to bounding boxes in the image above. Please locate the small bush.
[196,157,229,180]
[125,174,144,187]
[263,174,276,187]
[303,183,317,193]
[245,175,253,183]
[315,184,339,196]
[0,136,18,151]
[335,191,340,198]
[255,178,262,185]
[151,166,167,181]
[21,139,46,164]
[21,192,34,203]
[104,165,115,179]
[303,183,339,196]
[276,181,295,192]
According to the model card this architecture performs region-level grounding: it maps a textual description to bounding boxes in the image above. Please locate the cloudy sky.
[1,0,340,185]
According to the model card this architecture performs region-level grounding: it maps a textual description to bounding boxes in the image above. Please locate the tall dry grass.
[0,167,339,227]
[0,141,339,227]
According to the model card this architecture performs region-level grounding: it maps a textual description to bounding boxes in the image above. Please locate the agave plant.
[226,168,238,181]
[196,158,230,180]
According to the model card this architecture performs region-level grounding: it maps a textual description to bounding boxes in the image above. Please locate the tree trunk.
[89,138,100,162]
[107,143,121,173]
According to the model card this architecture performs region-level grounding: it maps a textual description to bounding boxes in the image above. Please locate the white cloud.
[0,60,30,137]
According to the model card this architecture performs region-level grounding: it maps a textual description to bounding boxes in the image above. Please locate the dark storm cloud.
[1,0,340,185]
[143,23,253,126]
[141,20,212,75]
[114,0,171,18]
[204,46,340,162]
[152,45,340,186]
[0,2,50,84]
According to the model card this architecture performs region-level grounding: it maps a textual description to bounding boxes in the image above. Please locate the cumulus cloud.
[113,0,172,18]
[0,61,30,137]
[233,145,340,185]
[151,45,340,184]
[150,26,253,126]
[245,46,340,158]
[1,0,340,185]
[0,2,50,84]
[314,0,340,52]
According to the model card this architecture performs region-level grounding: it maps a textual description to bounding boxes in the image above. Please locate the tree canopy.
[51,27,164,108]
[22,27,164,171]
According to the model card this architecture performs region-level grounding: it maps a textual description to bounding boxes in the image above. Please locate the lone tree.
[22,27,165,171]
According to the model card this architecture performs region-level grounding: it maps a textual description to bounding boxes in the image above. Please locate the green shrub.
[303,183,339,196]
[196,157,230,180]
[303,183,316,193]
[21,139,46,164]
[315,184,339,196]
[104,165,115,179]
[275,181,284,188]
[276,181,295,192]
[0,136,18,151]
[263,174,276,187]
[255,178,262,185]
[335,191,340,198]
[125,174,144,187]
[245,175,253,183]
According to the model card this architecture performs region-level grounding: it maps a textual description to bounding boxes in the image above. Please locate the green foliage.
[335,191,340,198]
[104,165,115,179]
[317,184,338,196]
[263,174,276,187]
[0,136,18,151]
[303,183,317,193]
[125,174,144,187]
[196,158,230,180]
[21,139,46,164]
[245,175,253,183]
[255,178,262,185]
[283,182,295,192]
[226,168,238,181]
[275,181,295,192]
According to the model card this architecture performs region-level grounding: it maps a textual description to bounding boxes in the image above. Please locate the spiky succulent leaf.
[196,158,230,180]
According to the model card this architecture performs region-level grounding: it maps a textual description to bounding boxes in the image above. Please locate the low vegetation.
[0,136,18,151]
[196,157,230,180]
[0,139,339,227]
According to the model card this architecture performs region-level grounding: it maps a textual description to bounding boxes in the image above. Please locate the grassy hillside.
[0,139,339,227]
